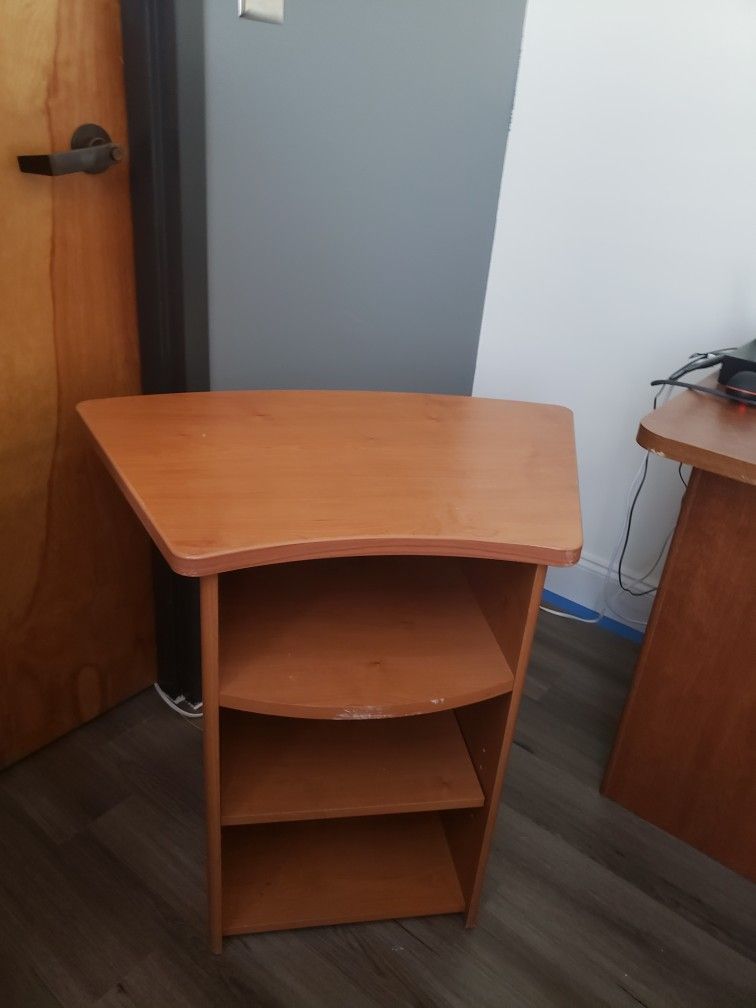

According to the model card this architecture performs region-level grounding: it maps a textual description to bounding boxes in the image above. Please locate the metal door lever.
[18,123,123,176]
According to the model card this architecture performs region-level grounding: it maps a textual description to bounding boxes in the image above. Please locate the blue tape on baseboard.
[541,589,645,644]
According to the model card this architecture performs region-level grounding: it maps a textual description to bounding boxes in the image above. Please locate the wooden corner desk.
[78,390,582,952]
[602,383,756,881]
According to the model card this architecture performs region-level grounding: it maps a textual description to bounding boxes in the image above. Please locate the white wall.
[474,0,756,622]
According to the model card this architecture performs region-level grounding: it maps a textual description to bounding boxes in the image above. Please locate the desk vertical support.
[602,468,756,880]
[444,562,546,925]
[200,574,223,953]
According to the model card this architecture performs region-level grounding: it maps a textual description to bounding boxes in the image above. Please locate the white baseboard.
[545,552,657,628]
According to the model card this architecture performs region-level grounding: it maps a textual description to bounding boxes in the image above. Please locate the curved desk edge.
[164,538,582,578]
[77,392,583,577]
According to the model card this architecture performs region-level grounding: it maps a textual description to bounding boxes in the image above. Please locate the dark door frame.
[121,0,208,701]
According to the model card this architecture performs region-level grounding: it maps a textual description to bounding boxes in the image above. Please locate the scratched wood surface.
[0,0,155,766]
[218,557,514,718]
[1,612,754,1007]
[638,378,756,483]
[77,390,583,575]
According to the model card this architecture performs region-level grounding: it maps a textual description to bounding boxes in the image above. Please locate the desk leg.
[602,469,756,881]
[444,562,546,925]
[200,574,223,953]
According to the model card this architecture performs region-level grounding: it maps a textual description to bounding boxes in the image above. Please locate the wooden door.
[0,1,155,766]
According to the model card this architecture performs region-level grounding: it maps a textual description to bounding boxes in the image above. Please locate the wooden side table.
[602,382,756,881]
[78,390,581,952]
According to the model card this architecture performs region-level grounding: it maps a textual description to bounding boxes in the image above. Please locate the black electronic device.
[718,339,756,385]
[650,344,756,407]
[725,370,756,401]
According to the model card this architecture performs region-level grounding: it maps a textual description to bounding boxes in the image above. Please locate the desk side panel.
[602,470,756,881]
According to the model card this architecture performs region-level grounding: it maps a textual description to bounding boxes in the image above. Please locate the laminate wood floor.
[1,613,754,1007]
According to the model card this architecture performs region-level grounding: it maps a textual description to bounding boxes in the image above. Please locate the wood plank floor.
[1,612,754,1007]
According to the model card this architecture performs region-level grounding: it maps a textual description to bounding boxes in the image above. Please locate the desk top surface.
[638,379,756,485]
[78,390,582,576]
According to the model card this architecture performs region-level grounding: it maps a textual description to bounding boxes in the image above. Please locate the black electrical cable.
[678,462,688,488]
[649,378,754,403]
[617,347,737,598]
[667,350,731,381]
[616,453,656,596]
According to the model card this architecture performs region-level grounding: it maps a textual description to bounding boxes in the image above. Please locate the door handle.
[17,123,123,177]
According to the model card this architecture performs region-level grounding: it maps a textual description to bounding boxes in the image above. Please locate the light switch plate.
[238,0,284,23]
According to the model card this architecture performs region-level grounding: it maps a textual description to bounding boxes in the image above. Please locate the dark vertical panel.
[151,546,202,701]
[174,0,209,394]
[120,0,208,701]
[121,0,186,393]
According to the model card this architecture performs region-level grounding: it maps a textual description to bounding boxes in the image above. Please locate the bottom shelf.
[222,813,465,935]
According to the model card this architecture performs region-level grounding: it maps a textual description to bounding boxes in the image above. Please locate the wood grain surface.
[603,469,756,880]
[221,814,465,936]
[200,576,223,954]
[218,557,514,718]
[220,709,484,825]
[638,378,756,483]
[446,561,547,924]
[77,390,583,575]
[0,0,155,766]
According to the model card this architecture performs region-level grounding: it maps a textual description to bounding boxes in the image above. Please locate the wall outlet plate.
[238,0,284,24]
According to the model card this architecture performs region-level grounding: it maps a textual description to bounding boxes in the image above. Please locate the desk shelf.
[220,708,485,825]
[199,555,548,949]
[222,813,465,936]
[218,557,514,718]
[202,554,543,947]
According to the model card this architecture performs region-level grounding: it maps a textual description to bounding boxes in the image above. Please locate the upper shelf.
[218,556,514,719]
[77,390,582,576]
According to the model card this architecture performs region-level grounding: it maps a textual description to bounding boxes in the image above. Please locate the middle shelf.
[220,708,485,825]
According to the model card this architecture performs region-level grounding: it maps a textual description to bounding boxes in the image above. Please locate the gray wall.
[175,0,209,392]
[205,0,526,395]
